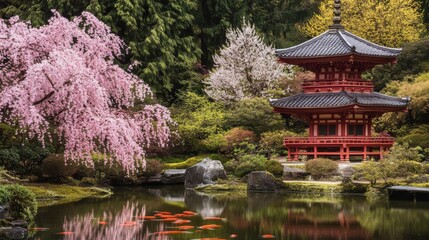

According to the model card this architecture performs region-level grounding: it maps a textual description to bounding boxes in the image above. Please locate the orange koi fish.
[198,224,222,230]
[262,234,275,238]
[173,219,191,224]
[161,218,179,222]
[98,221,108,225]
[156,211,172,215]
[140,216,156,220]
[57,232,73,235]
[177,225,194,230]
[183,211,197,215]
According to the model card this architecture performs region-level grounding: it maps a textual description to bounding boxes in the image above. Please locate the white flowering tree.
[205,21,293,102]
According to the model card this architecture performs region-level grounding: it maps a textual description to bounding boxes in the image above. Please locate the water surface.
[31,186,429,240]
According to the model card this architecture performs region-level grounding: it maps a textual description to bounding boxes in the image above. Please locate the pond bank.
[24,184,112,207]
[195,180,369,194]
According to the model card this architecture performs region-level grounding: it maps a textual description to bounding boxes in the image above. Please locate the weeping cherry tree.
[0,11,173,173]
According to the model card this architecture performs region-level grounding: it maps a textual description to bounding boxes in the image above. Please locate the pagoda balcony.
[284,136,394,146]
[303,80,374,93]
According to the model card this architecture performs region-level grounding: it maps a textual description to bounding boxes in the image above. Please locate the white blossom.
[205,21,293,102]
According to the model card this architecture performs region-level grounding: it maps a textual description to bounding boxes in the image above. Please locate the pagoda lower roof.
[276,29,401,59]
[270,91,408,110]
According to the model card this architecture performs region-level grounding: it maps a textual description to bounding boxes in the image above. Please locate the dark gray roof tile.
[270,91,408,109]
[276,29,401,58]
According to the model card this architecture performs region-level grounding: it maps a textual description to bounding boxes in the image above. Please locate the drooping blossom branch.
[0,11,173,172]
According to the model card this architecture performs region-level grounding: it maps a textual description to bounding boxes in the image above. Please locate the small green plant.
[0,185,37,221]
[266,160,283,178]
[305,158,338,180]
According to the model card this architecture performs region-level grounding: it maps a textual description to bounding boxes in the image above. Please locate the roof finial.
[329,0,344,30]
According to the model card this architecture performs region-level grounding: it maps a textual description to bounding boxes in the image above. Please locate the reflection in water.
[184,190,225,218]
[32,186,429,240]
[61,201,147,240]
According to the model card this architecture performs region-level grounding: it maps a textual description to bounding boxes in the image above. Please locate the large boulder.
[161,169,186,184]
[247,171,285,192]
[283,166,309,180]
[184,158,227,189]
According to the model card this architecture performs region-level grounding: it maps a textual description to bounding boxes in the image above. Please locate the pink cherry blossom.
[0,11,173,173]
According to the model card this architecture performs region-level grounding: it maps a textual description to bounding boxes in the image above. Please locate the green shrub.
[0,187,10,205]
[173,92,226,153]
[259,130,298,157]
[41,154,78,180]
[396,160,424,177]
[0,185,37,221]
[234,154,267,177]
[305,158,338,180]
[201,133,227,152]
[225,98,284,135]
[222,128,256,153]
[266,160,283,178]
[386,142,423,162]
[141,159,164,177]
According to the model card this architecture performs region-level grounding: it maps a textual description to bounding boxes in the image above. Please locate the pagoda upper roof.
[270,91,408,110]
[276,29,401,59]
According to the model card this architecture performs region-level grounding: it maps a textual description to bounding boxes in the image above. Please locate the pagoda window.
[318,124,337,136]
[348,124,364,136]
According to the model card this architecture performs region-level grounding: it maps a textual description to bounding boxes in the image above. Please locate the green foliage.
[266,160,283,178]
[386,142,423,162]
[41,154,78,181]
[305,158,338,180]
[0,124,53,176]
[369,38,429,91]
[225,98,284,135]
[0,185,37,221]
[354,157,424,187]
[222,128,256,154]
[259,130,299,157]
[173,92,226,153]
[234,154,267,177]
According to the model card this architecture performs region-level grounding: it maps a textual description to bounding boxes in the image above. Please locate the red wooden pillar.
[287,147,291,161]
[363,146,367,161]
[313,146,317,159]
[340,145,345,161]
[345,146,350,161]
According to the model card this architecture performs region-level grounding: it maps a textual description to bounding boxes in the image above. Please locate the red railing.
[303,80,374,87]
[284,136,394,145]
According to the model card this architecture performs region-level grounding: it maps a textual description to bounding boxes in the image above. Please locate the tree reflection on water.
[32,186,429,240]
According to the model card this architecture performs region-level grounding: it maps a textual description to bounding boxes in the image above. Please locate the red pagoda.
[270,0,408,161]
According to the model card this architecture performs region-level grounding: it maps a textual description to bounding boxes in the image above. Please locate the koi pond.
[31,186,429,240]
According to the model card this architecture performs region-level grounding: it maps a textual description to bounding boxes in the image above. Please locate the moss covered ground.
[164,154,227,169]
[25,183,112,206]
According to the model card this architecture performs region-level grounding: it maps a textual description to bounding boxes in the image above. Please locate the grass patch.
[164,154,227,169]
[283,181,368,194]
[148,154,193,164]
[25,183,112,207]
